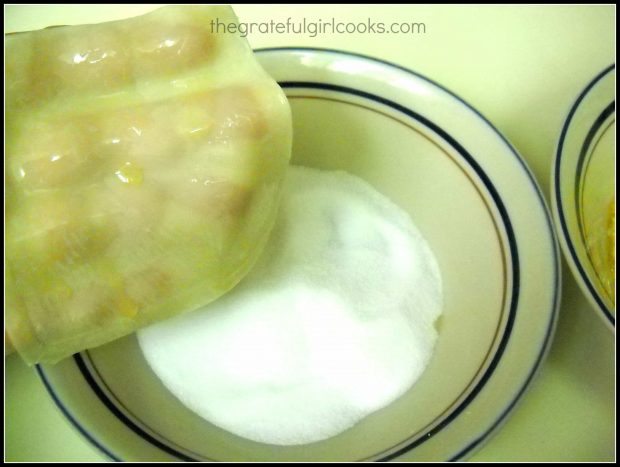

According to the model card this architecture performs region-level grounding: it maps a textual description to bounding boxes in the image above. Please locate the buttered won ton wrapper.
[5,6,292,364]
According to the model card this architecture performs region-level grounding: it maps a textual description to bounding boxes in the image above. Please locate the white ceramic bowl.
[37,48,560,461]
[551,65,615,330]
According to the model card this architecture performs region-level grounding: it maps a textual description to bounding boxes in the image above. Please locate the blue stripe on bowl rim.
[554,63,615,327]
[574,102,615,310]
[36,47,560,462]
[35,363,121,462]
[574,102,615,244]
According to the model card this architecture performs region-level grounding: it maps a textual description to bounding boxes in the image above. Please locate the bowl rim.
[551,63,615,329]
[36,47,560,462]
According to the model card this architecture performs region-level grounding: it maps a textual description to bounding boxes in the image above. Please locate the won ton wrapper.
[6,5,292,364]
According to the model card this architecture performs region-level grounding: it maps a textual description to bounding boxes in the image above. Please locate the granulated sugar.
[138,166,443,445]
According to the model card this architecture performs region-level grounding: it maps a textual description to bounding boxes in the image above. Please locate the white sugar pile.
[138,166,443,445]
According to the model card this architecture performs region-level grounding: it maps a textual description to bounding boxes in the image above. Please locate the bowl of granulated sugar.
[37,48,560,462]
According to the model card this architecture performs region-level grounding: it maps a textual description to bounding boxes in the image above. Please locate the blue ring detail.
[554,63,615,326]
[36,47,560,462]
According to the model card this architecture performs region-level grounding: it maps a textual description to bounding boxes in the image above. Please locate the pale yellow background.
[4,4,615,462]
